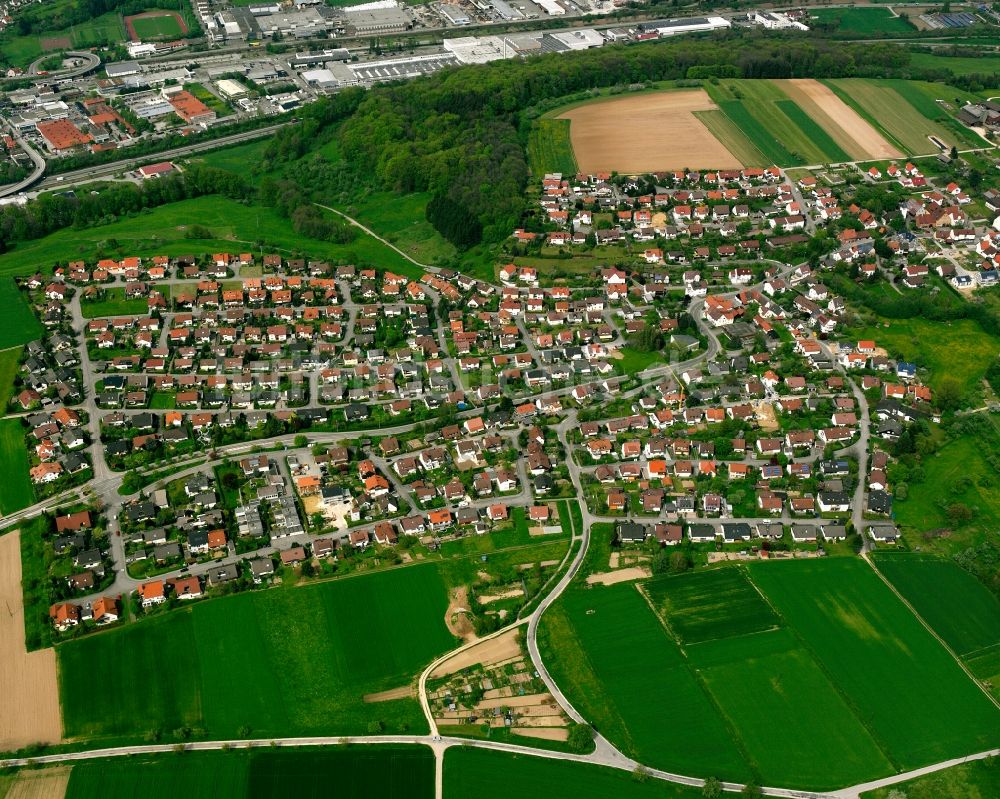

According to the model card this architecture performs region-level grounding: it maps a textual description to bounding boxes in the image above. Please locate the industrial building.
[637,16,731,36]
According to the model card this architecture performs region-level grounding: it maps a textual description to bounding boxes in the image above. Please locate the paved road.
[0,124,45,199]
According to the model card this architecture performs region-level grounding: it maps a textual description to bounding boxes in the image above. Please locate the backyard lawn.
[0,277,43,348]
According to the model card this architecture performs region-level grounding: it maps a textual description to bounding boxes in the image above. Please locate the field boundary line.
[863,552,1000,712]
[819,80,909,155]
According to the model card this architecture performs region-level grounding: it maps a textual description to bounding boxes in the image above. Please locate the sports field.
[125,10,187,41]
[825,78,981,154]
[59,565,456,740]
[0,418,34,514]
[528,118,578,176]
[0,277,43,348]
[444,747,702,799]
[559,90,745,172]
[750,559,1000,768]
[65,746,433,799]
[538,583,751,780]
[643,567,780,645]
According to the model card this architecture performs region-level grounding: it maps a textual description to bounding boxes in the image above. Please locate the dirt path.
[586,566,651,586]
[444,585,476,644]
[363,685,415,703]
[429,628,521,679]
[560,90,743,172]
[778,79,902,160]
[0,532,62,752]
[6,766,71,799]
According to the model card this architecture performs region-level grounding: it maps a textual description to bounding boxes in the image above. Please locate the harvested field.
[560,90,743,173]
[6,766,71,799]
[515,727,569,742]
[777,79,901,160]
[430,628,520,678]
[0,532,62,751]
[586,567,651,585]
[39,36,71,51]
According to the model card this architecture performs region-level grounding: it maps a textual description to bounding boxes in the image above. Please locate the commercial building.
[168,90,217,124]
[216,78,249,99]
[36,119,93,151]
[105,60,141,78]
[437,3,471,24]
[342,6,413,32]
[637,16,731,36]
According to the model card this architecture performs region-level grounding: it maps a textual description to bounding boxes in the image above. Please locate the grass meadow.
[65,746,433,799]
[0,196,425,281]
[59,565,455,740]
[810,7,915,35]
[909,51,1000,77]
[444,747,703,799]
[0,12,124,67]
[81,285,170,318]
[0,418,34,514]
[528,118,578,177]
[0,277,44,348]
[0,345,22,411]
[341,191,456,266]
[862,758,1000,799]
[750,559,1000,768]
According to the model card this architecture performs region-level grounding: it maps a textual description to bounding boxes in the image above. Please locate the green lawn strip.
[712,98,801,167]
[749,558,1000,768]
[444,746,703,799]
[692,110,768,167]
[871,553,1000,658]
[19,516,52,650]
[538,583,752,781]
[0,277,43,348]
[0,196,423,281]
[643,567,781,645]
[0,346,22,411]
[688,628,895,789]
[59,564,456,741]
[0,418,33,514]
[774,99,851,163]
[861,758,1000,799]
[528,118,578,177]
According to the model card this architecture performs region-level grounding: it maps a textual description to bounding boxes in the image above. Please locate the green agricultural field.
[528,118,578,177]
[537,583,751,781]
[65,746,433,799]
[0,277,43,348]
[688,629,894,788]
[643,567,780,645]
[751,558,1000,768]
[0,196,425,281]
[850,317,1000,398]
[825,79,980,154]
[909,51,1000,77]
[862,758,1000,799]
[444,747,703,799]
[0,418,33,514]
[341,191,456,266]
[59,565,456,741]
[810,7,915,35]
[872,553,1000,658]
[710,81,844,165]
[692,110,768,167]
[0,345,22,411]
[130,13,185,40]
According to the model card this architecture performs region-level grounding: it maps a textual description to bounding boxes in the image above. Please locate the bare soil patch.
[363,685,415,703]
[39,37,71,51]
[515,727,569,742]
[430,628,520,678]
[445,585,476,643]
[7,767,71,799]
[754,401,780,432]
[586,566,651,585]
[477,587,524,603]
[0,532,62,752]
[560,90,743,173]
[778,79,902,160]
